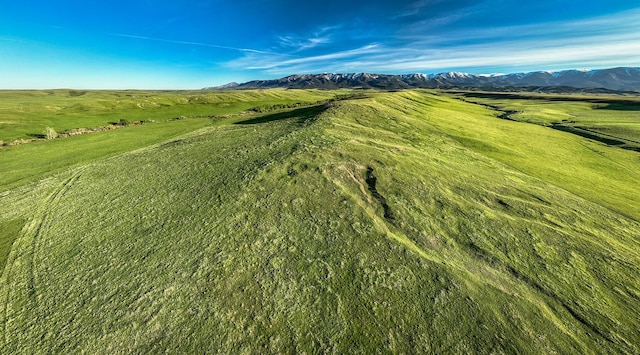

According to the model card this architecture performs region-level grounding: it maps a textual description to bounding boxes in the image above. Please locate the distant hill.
[204,82,240,90]
[208,67,640,91]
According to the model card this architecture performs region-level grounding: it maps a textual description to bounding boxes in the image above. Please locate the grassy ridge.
[0,90,638,352]
[0,89,341,295]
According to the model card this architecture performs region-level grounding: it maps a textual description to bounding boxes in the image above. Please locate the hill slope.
[0,91,638,353]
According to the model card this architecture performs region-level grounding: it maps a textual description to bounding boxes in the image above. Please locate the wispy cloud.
[394,0,486,29]
[275,25,343,52]
[109,33,289,56]
[0,36,25,43]
[401,8,640,46]
[358,40,640,73]
[277,35,330,51]
[226,8,640,76]
[255,36,640,75]
[227,44,381,71]
[393,0,437,19]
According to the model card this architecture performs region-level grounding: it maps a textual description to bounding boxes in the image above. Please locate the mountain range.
[207,67,640,91]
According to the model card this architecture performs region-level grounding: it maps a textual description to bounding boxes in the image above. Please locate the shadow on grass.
[593,103,640,111]
[551,124,640,151]
[235,105,328,125]
[551,124,625,146]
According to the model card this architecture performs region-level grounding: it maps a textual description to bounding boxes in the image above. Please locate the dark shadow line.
[365,167,396,224]
[235,105,328,125]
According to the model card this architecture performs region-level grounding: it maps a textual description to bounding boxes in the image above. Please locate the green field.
[0,89,337,143]
[0,89,638,353]
[456,91,640,151]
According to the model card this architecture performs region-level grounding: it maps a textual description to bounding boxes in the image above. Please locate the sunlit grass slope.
[0,91,638,353]
[456,92,640,151]
[0,89,338,191]
[0,119,211,192]
[432,91,640,220]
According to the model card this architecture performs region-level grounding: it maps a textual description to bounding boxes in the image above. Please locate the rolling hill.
[0,89,638,353]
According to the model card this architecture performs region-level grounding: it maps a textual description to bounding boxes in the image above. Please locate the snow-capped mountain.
[206,67,640,91]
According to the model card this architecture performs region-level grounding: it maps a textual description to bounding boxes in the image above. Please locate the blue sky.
[1,0,639,89]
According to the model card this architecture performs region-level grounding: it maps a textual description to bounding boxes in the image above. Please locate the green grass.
[456,91,640,151]
[0,89,341,190]
[0,90,638,353]
[408,91,640,221]
[0,118,211,192]
[0,89,338,142]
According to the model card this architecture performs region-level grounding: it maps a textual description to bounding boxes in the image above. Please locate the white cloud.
[275,25,345,52]
[232,33,640,76]
[277,35,330,51]
[0,36,28,43]
[228,44,381,71]
[368,41,640,72]
[401,8,640,45]
[225,7,640,76]
[393,0,445,19]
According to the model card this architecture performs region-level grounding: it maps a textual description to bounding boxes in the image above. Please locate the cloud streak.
[0,36,29,43]
[227,8,640,76]
[277,35,330,52]
[276,25,342,52]
[251,38,640,76]
[366,41,640,73]
[108,33,289,56]
[233,44,381,71]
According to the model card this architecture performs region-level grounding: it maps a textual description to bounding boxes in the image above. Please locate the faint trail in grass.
[572,125,640,145]
[0,168,84,344]
[550,124,626,146]
[576,140,638,177]
[28,169,84,299]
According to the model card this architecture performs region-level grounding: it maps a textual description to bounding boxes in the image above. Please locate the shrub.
[45,127,58,140]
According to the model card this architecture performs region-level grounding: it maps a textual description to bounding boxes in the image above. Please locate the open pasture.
[0,89,638,353]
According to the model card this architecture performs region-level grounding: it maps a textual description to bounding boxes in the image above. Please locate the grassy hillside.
[0,90,638,353]
[456,91,640,151]
[413,91,640,221]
